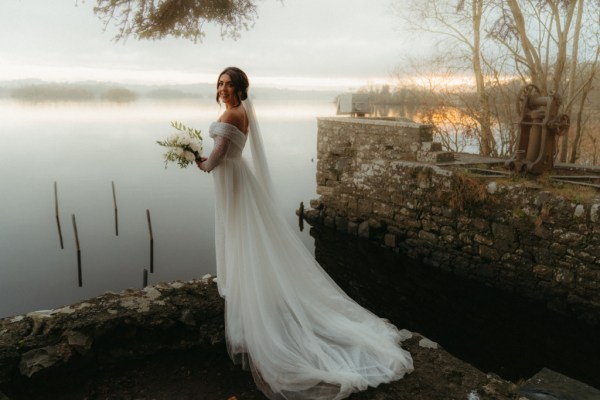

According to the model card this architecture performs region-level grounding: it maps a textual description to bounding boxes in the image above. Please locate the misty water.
[0,98,330,318]
[1,97,599,389]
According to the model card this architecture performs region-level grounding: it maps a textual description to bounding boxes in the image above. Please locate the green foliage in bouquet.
[157,121,203,168]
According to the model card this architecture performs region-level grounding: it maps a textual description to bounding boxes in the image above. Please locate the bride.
[197,67,413,400]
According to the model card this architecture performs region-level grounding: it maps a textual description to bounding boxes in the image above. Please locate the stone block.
[345,197,357,211]
[473,234,494,247]
[19,345,71,377]
[335,216,348,232]
[357,198,373,215]
[347,221,359,236]
[554,268,574,285]
[519,368,600,400]
[591,203,600,223]
[418,230,437,242]
[420,142,443,152]
[478,245,500,261]
[358,221,370,238]
[431,142,443,151]
[309,199,322,210]
[390,193,404,205]
[471,218,490,232]
[416,151,455,163]
[373,201,394,219]
[558,231,585,244]
[384,233,396,248]
[316,186,334,196]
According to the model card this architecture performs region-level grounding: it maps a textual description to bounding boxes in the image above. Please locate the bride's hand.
[196,157,209,172]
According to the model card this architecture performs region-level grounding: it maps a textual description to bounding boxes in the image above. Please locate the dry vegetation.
[446,170,490,211]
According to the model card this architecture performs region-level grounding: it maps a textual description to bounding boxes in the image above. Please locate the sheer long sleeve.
[202,135,231,172]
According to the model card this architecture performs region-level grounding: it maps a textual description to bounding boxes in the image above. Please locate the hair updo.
[216,66,249,106]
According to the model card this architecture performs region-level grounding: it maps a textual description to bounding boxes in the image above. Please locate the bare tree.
[398,0,600,164]
[470,0,496,156]
[569,55,600,162]
[91,0,259,42]
[396,55,479,153]
[397,0,497,156]
[489,0,600,162]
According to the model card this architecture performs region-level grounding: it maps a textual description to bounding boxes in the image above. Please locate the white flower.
[189,141,202,153]
[174,147,184,156]
[183,151,196,162]
[179,135,191,146]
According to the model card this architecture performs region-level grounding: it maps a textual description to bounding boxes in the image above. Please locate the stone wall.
[0,277,225,385]
[308,117,600,324]
[0,279,522,399]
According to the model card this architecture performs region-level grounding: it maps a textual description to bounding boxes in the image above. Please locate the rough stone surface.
[313,118,600,324]
[0,279,522,399]
[0,277,224,387]
[519,368,600,400]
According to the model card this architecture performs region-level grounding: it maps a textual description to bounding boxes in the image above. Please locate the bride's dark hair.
[216,66,249,107]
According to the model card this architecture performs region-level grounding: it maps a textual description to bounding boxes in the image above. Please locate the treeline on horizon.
[1,81,340,103]
[356,79,600,109]
[5,83,200,103]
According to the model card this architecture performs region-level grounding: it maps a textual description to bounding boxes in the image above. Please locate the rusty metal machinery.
[505,84,570,174]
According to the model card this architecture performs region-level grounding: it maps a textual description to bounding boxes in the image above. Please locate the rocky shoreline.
[0,278,525,399]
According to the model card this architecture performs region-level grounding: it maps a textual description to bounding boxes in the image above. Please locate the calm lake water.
[0,97,334,318]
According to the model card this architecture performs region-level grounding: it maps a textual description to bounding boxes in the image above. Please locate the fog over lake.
[0,96,337,318]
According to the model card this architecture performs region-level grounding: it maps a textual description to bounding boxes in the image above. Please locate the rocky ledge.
[0,278,522,399]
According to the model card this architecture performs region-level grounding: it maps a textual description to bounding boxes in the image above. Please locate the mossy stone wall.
[310,117,600,324]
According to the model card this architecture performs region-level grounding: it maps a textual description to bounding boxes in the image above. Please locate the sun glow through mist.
[0,62,390,91]
[401,74,476,91]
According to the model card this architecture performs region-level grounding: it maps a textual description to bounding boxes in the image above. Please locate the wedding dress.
[201,99,413,400]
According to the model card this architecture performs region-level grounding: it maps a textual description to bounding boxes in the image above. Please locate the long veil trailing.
[208,98,413,400]
[243,98,275,199]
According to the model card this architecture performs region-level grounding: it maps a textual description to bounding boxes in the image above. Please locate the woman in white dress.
[197,67,413,400]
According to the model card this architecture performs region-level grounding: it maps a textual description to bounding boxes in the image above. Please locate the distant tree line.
[9,83,200,103]
[11,84,96,102]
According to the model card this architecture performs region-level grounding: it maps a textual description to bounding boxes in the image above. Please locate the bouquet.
[157,121,203,168]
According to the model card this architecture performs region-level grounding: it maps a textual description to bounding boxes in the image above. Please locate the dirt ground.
[1,335,518,400]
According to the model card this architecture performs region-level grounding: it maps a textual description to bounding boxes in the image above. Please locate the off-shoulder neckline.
[213,120,248,135]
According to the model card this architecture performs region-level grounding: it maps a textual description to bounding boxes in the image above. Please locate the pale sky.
[0,0,434,90]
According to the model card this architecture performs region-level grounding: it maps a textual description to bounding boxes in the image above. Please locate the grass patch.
[547,182,598,203]
[488,172,599,203]
[448,170,490,211]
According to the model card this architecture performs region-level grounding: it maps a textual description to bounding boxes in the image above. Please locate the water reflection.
[0,98,334,318]
[310,224,600,389]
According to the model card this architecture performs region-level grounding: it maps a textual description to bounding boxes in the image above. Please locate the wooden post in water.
[112,181,118,236]
[72,214,82,287]
[54,181,64,249]
[146,209,154,273]
[143,268,148,287]
[298,201,304,232]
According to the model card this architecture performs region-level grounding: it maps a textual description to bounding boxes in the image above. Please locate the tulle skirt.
[211,157,413,400]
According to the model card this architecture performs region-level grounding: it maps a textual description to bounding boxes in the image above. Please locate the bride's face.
[218,73,238,106]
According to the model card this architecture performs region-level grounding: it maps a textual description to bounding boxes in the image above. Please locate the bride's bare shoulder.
[219,108,248,134]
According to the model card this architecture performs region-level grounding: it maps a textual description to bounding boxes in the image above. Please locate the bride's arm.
[197,136,231,172]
